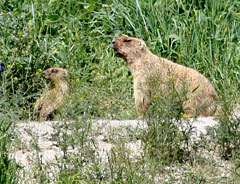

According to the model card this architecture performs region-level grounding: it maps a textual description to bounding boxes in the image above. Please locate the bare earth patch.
[11,117,236,183]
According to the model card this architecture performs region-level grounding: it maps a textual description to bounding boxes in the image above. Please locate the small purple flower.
[0,65,3,72]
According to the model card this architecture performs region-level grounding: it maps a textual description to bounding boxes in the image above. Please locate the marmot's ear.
[139,41,147,52]
[64,70,68,76]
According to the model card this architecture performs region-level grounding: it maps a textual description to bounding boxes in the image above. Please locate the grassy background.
[0,0,239,120]
[0,0,240,182]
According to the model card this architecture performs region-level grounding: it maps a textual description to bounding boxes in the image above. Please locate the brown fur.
[113,36,221,117]
[34,67,69,121]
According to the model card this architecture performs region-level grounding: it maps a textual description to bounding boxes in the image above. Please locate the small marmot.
[34,67,69,121]
[112,36,221,117]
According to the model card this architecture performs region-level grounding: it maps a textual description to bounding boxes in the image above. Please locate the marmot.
[34,67,69,121]
[112,36,221,117]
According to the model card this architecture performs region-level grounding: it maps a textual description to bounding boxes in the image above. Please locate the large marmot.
[112,36,221,117]
[34,67,69,121]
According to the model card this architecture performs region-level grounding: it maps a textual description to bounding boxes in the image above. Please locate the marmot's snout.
[112,39,118,53]
[112,39,116,45]
[43,69,48,77]
[112,38,121,57]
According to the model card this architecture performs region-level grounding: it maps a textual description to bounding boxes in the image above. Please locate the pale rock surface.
[10,116,238,183]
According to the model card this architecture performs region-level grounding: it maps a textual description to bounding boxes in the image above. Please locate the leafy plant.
[211,103,240,160]
[141,80,194,164]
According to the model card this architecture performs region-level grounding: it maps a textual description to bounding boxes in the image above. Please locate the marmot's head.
[43,67,68,82]
[112,36,148,62]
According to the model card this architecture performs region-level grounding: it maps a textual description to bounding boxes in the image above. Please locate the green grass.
[0,0,239,119]
[0,113,20,184]
[0,0,239,183]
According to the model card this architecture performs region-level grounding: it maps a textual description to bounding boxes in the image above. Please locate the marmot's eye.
[52,69,58,73]
[124,39,131,42]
